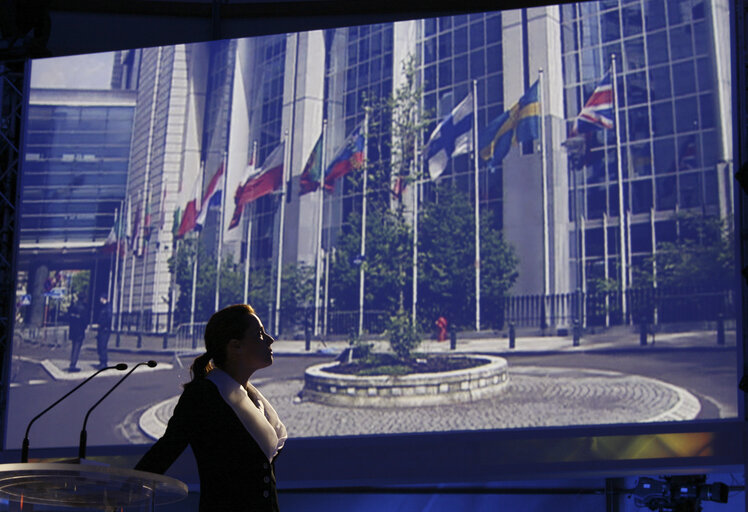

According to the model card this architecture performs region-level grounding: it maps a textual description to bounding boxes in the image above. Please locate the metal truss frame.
[0,58,25,449]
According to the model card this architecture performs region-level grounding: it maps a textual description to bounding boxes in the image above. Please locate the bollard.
[163,331,169,349]
[572,320,581,347]
[305,325,312,352]
[449,329,457,350]
[717,314,725,345]
[137,332,142,349]
[115,331,121,348]
[639,322,647,346]
[509,322,516,349]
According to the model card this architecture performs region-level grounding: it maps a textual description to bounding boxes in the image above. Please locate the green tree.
[633,213,734,291]
[278,262,314,334]
[171,238,270,326]
[328,208,412,320]
[387,308,421,360]
[70,270,90,302]
[328,54,431,326]
[419,184,518,330]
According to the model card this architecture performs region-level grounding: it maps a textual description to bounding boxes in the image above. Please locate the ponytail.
[188,352,214,385]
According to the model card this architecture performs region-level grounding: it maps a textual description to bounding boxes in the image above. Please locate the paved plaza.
[139,366,702,440]
[7,325,736,448]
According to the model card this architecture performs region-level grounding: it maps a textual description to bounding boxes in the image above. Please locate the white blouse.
[207,368,287,461]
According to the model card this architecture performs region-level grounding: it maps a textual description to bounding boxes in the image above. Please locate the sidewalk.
[101,325,737,357]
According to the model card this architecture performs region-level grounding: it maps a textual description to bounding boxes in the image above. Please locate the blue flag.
[425,92,473,180]
[480,79,541,165]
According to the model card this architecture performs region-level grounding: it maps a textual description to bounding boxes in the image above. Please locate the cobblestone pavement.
[139,365,700,440]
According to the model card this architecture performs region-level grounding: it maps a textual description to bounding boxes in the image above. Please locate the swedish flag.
[479,79,540,165]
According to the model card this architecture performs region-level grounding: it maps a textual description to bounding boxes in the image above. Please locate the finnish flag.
[425,91,473,180]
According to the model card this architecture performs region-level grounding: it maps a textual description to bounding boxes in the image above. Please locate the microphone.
[78,361,157,460]
[21,363,128,462]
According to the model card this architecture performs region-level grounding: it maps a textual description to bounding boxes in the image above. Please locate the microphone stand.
[21,363,128,463]
[78,361,157,460]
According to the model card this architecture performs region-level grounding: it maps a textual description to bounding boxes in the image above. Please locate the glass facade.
[332,23,395,231]
[249,35,287,264]
[561,0,723,287]
[419,13,504,225]
[21,102,134,244]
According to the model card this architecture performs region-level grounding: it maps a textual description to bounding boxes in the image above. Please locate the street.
[5,339,737,451]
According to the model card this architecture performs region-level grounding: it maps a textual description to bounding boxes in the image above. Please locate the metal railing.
[503,287,734,329]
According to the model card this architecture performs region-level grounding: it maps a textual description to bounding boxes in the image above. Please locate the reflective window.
[675,96,699,132]
[631,222,652,252]
[648,65,671,101]
[622,3,643,36]
[647,31,669,64]
[678,172,702,207]
[631,179,653,213]
[651,101,674,136]
[653,137,676,174]
[669,25,694,59]
[672,60,696,96]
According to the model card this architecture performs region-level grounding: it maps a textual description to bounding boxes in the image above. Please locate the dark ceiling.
[1,0,574,60]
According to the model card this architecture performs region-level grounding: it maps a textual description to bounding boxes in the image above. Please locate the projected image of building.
[7,0,739,454]
[50,0,733,338]
[560,0,733,327]
[19,86,136,327]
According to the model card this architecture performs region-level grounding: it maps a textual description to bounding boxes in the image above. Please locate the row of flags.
[425,78,542,181]
[172,124,366,240]
[104,66,691,253]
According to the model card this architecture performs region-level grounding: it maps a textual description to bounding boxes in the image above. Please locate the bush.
[387,309,421,360]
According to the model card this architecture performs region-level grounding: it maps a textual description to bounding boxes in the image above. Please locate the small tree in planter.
[387,309,421,360]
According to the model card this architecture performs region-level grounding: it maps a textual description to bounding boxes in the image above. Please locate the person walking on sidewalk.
[67,294,88,372]
[96,295,113,368]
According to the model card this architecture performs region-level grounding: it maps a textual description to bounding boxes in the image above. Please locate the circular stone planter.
[301,355,509,407]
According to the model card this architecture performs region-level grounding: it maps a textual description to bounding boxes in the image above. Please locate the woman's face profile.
[232,313,275,373]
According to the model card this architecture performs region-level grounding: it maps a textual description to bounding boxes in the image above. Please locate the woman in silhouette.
[136,304,286,512]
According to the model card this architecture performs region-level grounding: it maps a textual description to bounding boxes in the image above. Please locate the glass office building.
[21,90,135,246]
[79,0,731,329]
[19,88,136,326]
[560,0,733,295]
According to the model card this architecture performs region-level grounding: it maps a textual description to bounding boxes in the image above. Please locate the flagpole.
[138,183,151,332]
[358,110,369,337]
[243,204,253,304]
[580,214,587,325]
[323,246,331,336]
[603,211,610,327]
[412,144,419,326]
[244,142,258,304]
[314,120,327,336]
[112,203,123,330]
[275,132,290,334]
[612,54,628,323]
[539,69,550,299]
[107,207,119,303]
[128,190,138,316]
[118,197,130,332]
[190,161,204,330]
[626,209,632,291]
[651,207,658,325]
[190,235,199,330]
[215,155,228,311]
[472,79,481,332]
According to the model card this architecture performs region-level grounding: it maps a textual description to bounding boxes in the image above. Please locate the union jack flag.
[572,73,614,135]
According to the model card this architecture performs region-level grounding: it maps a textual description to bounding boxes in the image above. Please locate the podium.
[0,462,188,510]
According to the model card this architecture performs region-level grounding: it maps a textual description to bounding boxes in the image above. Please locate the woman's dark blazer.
[135,378,281,512]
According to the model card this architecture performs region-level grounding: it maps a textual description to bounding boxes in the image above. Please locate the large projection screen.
[6,0,740,473]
